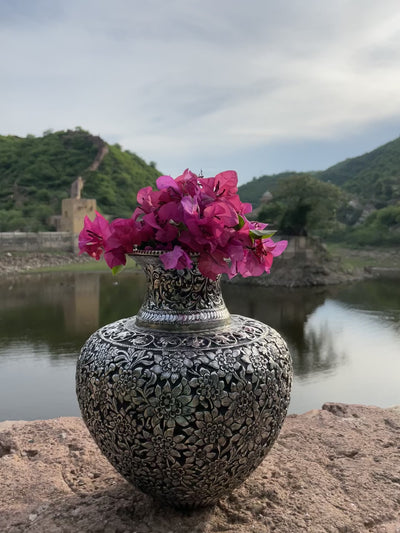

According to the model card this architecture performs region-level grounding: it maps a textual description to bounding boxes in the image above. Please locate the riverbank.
[0,251,102,276]
[237,242,400,288]
[1,403,399,532]
[1,246,399,286]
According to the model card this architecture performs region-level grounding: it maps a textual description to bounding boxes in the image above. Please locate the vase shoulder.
[84,314,286,353]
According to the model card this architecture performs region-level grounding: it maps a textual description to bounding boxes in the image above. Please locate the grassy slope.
[0,129,161,230]
[319,137,400,204]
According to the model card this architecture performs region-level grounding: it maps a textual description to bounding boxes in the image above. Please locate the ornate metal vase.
[76,251,292,508]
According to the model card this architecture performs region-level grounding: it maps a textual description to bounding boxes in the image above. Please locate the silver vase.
[76,251,292,508]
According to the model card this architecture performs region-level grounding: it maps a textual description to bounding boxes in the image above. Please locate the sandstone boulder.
[1,403,399,532]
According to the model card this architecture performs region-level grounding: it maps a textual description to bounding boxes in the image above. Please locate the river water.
[0,272,399,420]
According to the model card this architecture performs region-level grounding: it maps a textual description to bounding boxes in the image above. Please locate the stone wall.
[0,232,74,253]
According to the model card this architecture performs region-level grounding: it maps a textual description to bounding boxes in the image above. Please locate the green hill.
[239,137,400,210]
[0,129,161,231]
[319,137,400,206]
[238,171,314,209]
[238,137,400,246]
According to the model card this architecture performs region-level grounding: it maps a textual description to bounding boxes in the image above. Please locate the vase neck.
[133,253,231,331]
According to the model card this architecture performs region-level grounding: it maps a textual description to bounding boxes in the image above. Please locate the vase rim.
[128,249,200,258]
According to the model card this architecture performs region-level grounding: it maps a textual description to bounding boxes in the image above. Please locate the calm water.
[0,272,399,420]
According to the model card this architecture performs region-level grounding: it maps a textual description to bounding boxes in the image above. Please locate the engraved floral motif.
[144,380,199,428]
[152,351,194,382]
[188,368,229,408]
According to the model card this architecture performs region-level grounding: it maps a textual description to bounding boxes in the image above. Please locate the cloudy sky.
[2,0,400,184]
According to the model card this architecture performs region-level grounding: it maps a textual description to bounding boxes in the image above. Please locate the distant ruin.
[59,178,97,250]
[70,176,84,199]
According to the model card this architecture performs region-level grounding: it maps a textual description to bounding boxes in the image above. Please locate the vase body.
[76,252,292,508]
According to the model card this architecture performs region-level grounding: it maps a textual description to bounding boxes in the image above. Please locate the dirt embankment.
[232,241,400,288]
[0,251,92,276]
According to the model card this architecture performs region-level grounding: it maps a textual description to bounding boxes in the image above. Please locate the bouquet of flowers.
[79,169,287,280]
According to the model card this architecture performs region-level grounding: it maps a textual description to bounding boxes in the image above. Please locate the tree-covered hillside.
[0,129,161,231]
[238,172,314,209]
[319,137,400,206]
[238,137,400,246]
[83,143,160,219]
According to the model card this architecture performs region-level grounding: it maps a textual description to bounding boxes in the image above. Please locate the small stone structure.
[70,176,84,200]
[60,198,96,235]
[59,178,97,251]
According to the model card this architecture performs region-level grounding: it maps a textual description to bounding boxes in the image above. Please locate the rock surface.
[1,403,400,532]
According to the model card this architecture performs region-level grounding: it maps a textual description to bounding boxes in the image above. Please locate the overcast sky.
[2,0,400,184]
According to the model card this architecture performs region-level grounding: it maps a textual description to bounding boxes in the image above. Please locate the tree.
[258,174,344,236]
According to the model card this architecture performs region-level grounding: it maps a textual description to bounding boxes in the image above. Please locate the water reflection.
[0,272,146,352]
[301,321,346,377]
[223,283,344,378]
[63,275,100,334]
[332,279,400,331]
[0,273,399,420]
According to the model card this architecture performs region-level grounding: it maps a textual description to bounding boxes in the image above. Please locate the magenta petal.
[197,251,229,280]
[241,202,253,215]
[270,240,288,257]
[78,212,110,260]
[137,186,153,206]
[249,220,268,231]
[262,238,288,257]
[104,247,127,269]
[156,175,181,193]
[160,246,193,271]
[213,170,238,195]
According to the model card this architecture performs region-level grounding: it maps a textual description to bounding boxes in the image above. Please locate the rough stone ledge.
[1,403,399,533]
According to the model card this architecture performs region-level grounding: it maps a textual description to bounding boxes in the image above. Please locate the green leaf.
[111,264,125,275]
[249,229,276,240]
[237,214,246,229]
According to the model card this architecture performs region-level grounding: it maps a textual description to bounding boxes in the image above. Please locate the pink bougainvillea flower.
[201,170,238,199]
[104,246,127,269]
[197,250,231,280]
[262,238,288,258]
[109,218,142,247]
[78,212,111,260]
[78,169,288,280]
[156,175,182,195]
[157,201,183,225]
[236,248,267,278]
[136,186,164,214]
[102,218,140,270]
[203,201,238,228]
[237,238,288,278]
[248,220,269,231]
[175,169,199,196]
[142,211,179,243]
[160,246,193,271]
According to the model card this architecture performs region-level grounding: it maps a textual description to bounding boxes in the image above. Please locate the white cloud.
[1,0,400,179]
